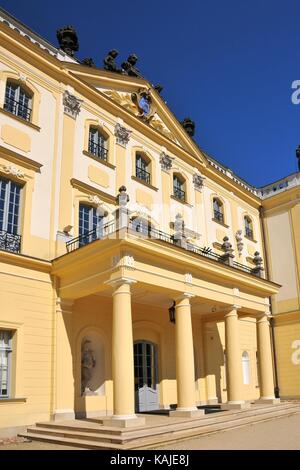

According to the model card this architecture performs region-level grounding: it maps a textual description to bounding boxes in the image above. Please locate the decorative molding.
[1,164,24,178]
[159,151,174,171]
[63,90,83,118]
[193,171,205,191]
[88,195,101,205]
[185,273,193,284]
[70,178,116,205]
[235,229,244,254]
[114,123,131,147]
[122,255,135,269]
[19,73,27,83]
[0,145,43,172]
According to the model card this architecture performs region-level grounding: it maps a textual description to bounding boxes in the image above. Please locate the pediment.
[67,64,205,164]
[98,88,181,145]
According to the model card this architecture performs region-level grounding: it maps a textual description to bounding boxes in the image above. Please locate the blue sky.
[2,0,300,187]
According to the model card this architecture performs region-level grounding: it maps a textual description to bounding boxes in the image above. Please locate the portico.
[51,226,280,426]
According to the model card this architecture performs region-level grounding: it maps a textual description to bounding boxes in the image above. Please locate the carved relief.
[114,123,131,147]
[193,171,205,191]
[63,90,83,118]
[1,165,24,179]
[235,230,244,255]
[159,152,174,171]
[81,340,96,395]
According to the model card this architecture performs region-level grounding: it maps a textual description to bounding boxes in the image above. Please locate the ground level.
[1,412,300,450]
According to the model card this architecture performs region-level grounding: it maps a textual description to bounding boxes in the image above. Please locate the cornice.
[0,145,43,172]
[70,178,116,205]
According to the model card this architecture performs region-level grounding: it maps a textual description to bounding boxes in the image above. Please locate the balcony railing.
[88,139,108,161]
[4,97,32,122]
[173,187,185,202]
[213,210,224,224]
[0,230,21,254]
[65,220,258,276]
[245,227,253,239]
[136,167,151,184]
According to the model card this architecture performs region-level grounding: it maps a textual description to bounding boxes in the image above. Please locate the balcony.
[88,140,108,161]
[66,220,259,277]
[136,167,151,185]
[173,187,185,202]
[0,230,21,254]
[4,97,32,122]
[213,210,224,224]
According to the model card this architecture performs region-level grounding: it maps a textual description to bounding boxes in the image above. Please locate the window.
[244,216,254,239]
[4,81,32,122]
[136,153,150,184]
[0,177,22,253]
[79,203,103,247]
[242,351,250,385]
[88,127,108,161]
[173,174,185,202]
[213,198,224,223]
[0,330,12,398]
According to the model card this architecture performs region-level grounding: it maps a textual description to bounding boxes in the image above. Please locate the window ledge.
[0,108,40,131]
[171,195,191,206]
[244,235,257,243]
[83,150,115,170]
[212,217,229,228]
[0,397,27,404]
[131,175,158,191]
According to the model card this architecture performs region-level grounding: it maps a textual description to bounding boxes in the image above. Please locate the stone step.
[19,404,300,449]
[33,402,298,438]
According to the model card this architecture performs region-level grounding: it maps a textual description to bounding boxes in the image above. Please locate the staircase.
[19,402,300,450]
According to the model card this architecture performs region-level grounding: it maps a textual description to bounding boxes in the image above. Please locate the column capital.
[224,304,241,316]
[175,292,195,302]
[105,277,137,288]
[56,298,73,313]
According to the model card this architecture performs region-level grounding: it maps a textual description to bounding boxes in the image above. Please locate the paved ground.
[1,413,300,450]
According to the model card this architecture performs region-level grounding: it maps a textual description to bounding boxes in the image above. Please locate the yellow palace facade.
[0,8,298,436]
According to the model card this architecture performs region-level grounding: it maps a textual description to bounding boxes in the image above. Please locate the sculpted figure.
[122,54,142,78]
[103,49,120,72]
[81,340,96,395]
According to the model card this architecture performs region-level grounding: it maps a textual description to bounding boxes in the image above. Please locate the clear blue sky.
[2,0,300,187]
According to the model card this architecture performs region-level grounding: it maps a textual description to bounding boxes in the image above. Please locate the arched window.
[79,203,104,247]
[213,197,224,223]
[173,174,186,202]
[242,351,250,385]
[136,153,151,184]
[244,216,254,239]
[88,127,108,161]
[4,80,33,121]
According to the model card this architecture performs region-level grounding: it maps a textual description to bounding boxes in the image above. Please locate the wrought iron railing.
[4,97,32,121]
[136,167,151,184]
[213,210,224,224]
[245,227,253,239]
[0,230,21,253]
[173,187,185,202]
[65,220,260,276]
[88,139,108,161]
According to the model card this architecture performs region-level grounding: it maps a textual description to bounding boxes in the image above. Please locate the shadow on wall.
[204,322,226,403]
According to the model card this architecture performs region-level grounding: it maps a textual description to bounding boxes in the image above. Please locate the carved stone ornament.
[2,165,24,179]
[122,255,135,269]
[114,123,131,147]
[81,340,96,396]
[235,230,244,254]
[185,273,193,284]
[159,152,174,171]
[131,88,157,122]
[222,236,234,254]
[88,195,101,205]
[63,90,83,118]
[193,172,205,191]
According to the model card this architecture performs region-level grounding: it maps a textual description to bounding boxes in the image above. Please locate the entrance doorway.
[134,341,159,412]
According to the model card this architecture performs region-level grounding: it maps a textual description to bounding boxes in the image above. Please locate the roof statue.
[56,25,79,57]
[122,54,143,78]
[181,117,195,137]
[103,49,121,73]
[81,57,95,67]
[296,145,300,172]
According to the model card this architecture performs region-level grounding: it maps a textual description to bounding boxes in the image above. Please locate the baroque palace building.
[0,8,299,436]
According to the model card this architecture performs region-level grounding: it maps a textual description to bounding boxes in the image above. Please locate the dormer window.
[136,153,150,184]
[213,198,224,223]
[4,81,32,122]
[88,127,108,161]
[244,216,254,240]
[173,174,185,202]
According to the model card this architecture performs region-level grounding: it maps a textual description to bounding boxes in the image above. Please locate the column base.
[256,398,280,405]
[102,415,146,428]
[207,398,219,405]
[53,409,75,421]
[221,401,251,410]
[169,408,205,418]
